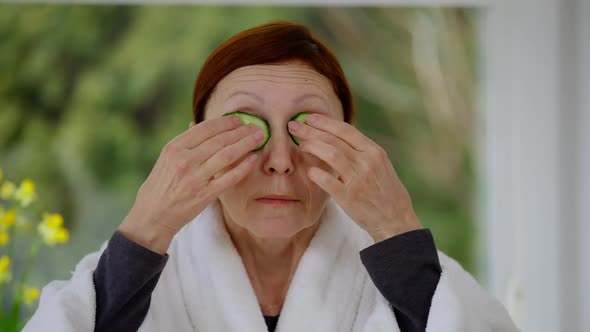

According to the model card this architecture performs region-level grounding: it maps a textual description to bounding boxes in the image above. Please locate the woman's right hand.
[118,115,264,255]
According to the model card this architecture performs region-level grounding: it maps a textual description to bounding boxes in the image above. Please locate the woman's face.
[203,61,344,239]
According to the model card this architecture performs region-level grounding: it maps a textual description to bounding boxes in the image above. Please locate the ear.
[189,121,196,129]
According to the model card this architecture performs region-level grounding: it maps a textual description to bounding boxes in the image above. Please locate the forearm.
[93,230,169,332]
[360,229,441,332]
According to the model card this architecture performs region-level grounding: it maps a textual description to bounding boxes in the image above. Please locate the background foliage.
[0,2,478,313]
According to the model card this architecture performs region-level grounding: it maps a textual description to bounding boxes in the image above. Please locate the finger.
[304,114,373,152]
[174,115,242,150]
[192,125,259,165]
[299,140,353,181]
[288,121,355,159]
[208,154,258,194]
[307,166,343,199]
[200,131,264,177]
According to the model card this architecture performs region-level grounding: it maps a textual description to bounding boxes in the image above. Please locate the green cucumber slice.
[223,111,270,151]
[289,112,310,145]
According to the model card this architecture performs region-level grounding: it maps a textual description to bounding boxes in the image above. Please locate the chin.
[248,216,312,239]
[219,199,322,240]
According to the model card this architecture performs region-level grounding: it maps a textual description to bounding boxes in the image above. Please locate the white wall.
[483,0,589,331]
[572,1,590,330]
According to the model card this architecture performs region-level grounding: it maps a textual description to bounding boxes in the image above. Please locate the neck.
[222,209,320,316]
[224,215,319,279]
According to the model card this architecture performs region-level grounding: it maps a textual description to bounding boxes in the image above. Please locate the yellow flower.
[55,228,69,243]
[42,213,63,228]
[0,255,12,284]
[23,287,41,307]
[0,231,9,246]
[38,213,69,246]
[15,179,37,207]
[0,209,16,229]
[1,181,16,200]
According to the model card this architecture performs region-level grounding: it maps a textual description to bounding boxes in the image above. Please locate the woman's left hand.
[288,113,422,242]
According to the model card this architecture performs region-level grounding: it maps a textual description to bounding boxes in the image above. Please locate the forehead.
[206,62,342,119]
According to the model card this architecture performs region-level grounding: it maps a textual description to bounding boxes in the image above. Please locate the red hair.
[192,21,355,124]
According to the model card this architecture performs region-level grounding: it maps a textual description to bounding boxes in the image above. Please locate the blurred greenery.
[0,3,478,308]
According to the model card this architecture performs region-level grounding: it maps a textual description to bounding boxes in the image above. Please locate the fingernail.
[306,114,317,124]
[232,117,243,125]
[288,121,301,131]
[254,131,264,140]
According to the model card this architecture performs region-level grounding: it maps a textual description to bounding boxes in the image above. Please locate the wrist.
[369,214,422,243]
[370,226,421,243]
[118,211,174,255]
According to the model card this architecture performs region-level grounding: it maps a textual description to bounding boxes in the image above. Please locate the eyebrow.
[227,91,328,106]
[292,93,328,105]
[228,91,265,104]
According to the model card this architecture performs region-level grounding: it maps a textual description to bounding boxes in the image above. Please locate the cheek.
[308,180,329,200]
[217,179,250,210]
[301,168,330,205]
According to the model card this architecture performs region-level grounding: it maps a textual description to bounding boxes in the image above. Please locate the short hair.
[192,21,355,124]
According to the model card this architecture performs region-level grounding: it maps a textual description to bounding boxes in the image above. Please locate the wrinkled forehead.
[205,62,343,119]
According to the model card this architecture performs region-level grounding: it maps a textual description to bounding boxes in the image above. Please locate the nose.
[262,130,295,176]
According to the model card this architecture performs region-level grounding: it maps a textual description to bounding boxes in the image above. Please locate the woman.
[25,21,519,332]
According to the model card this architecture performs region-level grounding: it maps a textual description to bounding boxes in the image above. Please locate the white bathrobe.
[24,198,519,332]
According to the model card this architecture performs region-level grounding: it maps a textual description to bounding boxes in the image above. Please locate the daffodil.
[23,286,41,307]
[38,213,69,246]
[0,230,9,246]
[0,255,12,284]
[15,179,37,207]
[0,208,16,229]
[1,181,16,200]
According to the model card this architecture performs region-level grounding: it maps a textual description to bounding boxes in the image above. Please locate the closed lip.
[255,194,299,201]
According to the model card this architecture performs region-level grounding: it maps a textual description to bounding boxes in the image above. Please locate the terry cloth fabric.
[24,198,520,332]
[89,227,442,332]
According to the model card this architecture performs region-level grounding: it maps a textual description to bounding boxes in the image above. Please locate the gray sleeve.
[93,230,168,332]
[360,229,442,332]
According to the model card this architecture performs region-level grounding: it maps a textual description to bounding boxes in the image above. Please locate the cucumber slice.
[223,111,270,151]
[288,112,309,145]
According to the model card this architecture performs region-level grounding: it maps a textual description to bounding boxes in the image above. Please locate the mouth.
[255,195,300,205]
